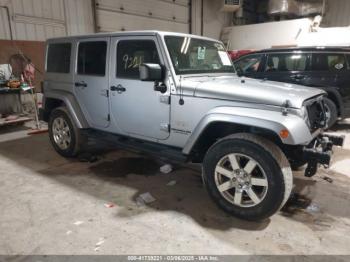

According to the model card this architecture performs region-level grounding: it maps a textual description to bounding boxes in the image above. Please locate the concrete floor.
[0,122,350,255]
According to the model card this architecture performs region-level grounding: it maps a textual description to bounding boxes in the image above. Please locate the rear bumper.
[303,134,344,177]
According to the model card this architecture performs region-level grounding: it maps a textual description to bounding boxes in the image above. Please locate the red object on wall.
[24,63,35,83]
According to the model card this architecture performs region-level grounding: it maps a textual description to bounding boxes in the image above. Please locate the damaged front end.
[286,95,344,177]
[302,96,344,177]
[302,134,345,177]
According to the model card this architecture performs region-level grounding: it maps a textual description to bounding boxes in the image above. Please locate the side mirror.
[139,63,163,81]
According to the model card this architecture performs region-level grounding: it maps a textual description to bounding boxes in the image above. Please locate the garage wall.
[95,0,190,33]
[0,0,94,41]
[0,6,11,39]
[64,0,94,36]
[191,0,233,40]
[322,0,350,27]
[223,18,313,50]
[202,0,232,40]
[0,0,232,41]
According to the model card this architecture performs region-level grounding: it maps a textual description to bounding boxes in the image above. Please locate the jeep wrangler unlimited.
[40,31,343,221]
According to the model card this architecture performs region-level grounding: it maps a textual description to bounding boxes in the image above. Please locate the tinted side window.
[235,55,263,73]
[265,53,307,72]
[78,41,107,76]
[117,40,160,79]
[311,53,346,71]
[47,43,71,73]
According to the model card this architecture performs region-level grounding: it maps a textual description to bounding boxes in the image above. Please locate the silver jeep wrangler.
[40,31,343,221]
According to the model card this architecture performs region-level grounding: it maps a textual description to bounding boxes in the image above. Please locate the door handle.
[291,74,305,80]
[75,81,87,87]
[111,84,126,93]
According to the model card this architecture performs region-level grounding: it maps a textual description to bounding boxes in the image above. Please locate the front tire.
[49,107,83,157]
[202,133,293,221]
[324,97,338,129]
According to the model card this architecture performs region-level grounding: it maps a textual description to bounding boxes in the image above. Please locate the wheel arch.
[325,89,343,117]
[183,107,313,162]
[43,90,89,128]
[187,121,283,163]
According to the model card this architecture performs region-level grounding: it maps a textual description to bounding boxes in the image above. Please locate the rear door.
[307,53,340,88]
[74,38,110,128]
[109,36,170,140]
[263,52,310,85]
[306,52,350,116]
[336,53,350,115]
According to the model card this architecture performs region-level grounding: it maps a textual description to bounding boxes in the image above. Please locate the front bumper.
[302,134,344,177]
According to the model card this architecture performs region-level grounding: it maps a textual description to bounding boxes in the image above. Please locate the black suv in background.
[234,47,350,127]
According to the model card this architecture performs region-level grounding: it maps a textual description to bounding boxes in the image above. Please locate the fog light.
[279,129,289,139]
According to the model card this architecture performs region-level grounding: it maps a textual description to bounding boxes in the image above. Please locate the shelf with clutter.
[0,55,36,127]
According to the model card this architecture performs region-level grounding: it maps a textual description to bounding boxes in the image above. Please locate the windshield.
[164,36,235,75]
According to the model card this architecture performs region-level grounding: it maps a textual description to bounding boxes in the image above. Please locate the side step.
[84,129,188,163]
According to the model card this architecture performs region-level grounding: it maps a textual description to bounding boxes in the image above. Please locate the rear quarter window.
[46,43,71,73]
[346,54,350,69]
[77,41,107,76]
[311,53,347,71]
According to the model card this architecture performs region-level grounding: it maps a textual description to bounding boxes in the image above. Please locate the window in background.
[312,53,347,71]
[266,53,307,72]
[235,55,263,73]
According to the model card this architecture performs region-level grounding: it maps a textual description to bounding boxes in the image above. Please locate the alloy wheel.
[214,153,268,207]
[52,117,71,150]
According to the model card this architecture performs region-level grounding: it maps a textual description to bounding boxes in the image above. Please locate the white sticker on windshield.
[198,47,206,60]
[218,51,232,66]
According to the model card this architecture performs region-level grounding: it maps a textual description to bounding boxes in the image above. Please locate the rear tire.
[202,133,293,221]
[324,97,338,129]
[49,107,83,157]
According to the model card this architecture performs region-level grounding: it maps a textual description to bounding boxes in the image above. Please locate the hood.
[182,74,325,108]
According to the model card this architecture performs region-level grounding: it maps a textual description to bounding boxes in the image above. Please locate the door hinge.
[160,95,170,104]
[160,123,170,132]
[107,114,110,121]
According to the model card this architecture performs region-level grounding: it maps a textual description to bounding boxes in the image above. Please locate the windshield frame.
[163,35,236,76]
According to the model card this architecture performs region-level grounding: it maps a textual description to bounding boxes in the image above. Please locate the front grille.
[306,99,326,132]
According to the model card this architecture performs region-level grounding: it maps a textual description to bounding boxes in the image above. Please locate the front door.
[234,54,264,79]
[109,36,170,140]
[263,53,310,86]
[74,38,110,128]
